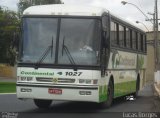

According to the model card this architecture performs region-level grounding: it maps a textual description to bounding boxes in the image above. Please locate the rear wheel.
[100,80,114,108]
[133,78,140,98]
[34,99,52,109]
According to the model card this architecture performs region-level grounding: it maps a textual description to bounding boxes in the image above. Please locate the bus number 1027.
[66,72,82,76]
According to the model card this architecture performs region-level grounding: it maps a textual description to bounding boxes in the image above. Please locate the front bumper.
[16,83,99,102]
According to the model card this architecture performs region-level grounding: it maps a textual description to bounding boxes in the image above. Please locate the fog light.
[79,91,85,95]
[79,91,92,95]
[86,91,91,95]
[21,88,32,92]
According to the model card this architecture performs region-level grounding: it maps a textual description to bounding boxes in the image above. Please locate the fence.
[0,64,16,78]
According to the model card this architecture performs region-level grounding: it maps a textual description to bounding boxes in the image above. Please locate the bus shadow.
[26,96,139,113]
[30,101,101,113]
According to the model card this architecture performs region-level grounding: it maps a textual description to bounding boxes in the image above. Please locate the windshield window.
[20,17,101,66]
[21,18,58,63]
[58,18,101,65]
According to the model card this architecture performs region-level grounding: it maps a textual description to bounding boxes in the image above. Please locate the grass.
[0,82,16,93]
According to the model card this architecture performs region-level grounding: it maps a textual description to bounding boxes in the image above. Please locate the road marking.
[0,93,16,95]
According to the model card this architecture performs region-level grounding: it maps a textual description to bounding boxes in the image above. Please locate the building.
[146,31,160,83]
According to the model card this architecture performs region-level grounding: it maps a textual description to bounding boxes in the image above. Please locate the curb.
[0,93,16,95]
[154,84,160,97]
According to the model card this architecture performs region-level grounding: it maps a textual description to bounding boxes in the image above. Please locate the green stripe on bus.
[114,80,136,98]
[99,80,136,102]
[99,85,107,102]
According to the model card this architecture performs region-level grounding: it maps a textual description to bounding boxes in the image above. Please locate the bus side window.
[119,25,125,47]
[102,16,108,31]
[140,34,144,51]
[136,32,138,50]
[132,31,136,50]
[126,28,131,48]
[102,15,109,48]
[111,21,118,46]
[138,33,141,51]
[130,29,133,49]
[144,35,147,52]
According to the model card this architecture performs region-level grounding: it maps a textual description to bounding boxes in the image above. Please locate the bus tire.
[34,99,52,109]
[133,77,140,98]
[100,80,114,108]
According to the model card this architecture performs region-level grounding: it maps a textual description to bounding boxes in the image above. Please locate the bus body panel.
[17,85,99,102]
[106,50,146,98]
[17,67,109,102]
[17,67,101,80]
[17,5,147,106]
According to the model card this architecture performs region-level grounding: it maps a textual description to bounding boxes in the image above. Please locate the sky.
[0,0,158,31]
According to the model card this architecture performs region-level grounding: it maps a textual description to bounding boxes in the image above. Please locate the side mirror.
[102,16,108,31]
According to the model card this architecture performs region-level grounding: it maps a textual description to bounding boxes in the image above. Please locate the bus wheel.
[133,78,140,98]
[34,99,52,109]
[101,80,114,108]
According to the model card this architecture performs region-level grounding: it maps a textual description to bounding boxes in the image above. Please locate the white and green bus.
[17,4,147,108]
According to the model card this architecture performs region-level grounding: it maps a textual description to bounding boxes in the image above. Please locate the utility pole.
[154,0,159,70]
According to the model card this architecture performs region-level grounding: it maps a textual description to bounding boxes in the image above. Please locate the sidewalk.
[154,83,160,97]
[0,77,16,83]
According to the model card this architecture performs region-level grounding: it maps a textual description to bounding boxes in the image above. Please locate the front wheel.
[34,99,52,109]
[100,80,114,108]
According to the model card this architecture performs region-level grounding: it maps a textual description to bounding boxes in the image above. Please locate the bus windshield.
[21,17,101,66]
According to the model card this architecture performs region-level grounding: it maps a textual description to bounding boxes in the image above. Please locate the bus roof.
[23,4,145,32]
[23,4,108,16]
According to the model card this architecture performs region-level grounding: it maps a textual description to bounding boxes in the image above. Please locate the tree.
[18,0,63,17]
[0,7,20,66]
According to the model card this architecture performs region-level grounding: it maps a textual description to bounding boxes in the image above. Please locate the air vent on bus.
[36,77,75,83]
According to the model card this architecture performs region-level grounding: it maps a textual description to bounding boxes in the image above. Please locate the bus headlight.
[79,79,85,83]
[18,76,33,82]
[79,79,98,84]
[86,80,92,84]
[79,79,92,84]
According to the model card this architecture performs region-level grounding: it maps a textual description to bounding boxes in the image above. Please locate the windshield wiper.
[62,37,77,71]
[35,37,54,69]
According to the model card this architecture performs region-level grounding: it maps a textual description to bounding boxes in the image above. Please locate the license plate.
[48,88,62,94]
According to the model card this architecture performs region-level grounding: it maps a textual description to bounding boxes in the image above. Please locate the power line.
[138,0,145,11]
[137,0,150,22]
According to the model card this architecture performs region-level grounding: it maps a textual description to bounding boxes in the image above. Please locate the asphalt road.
[0,83,160,118]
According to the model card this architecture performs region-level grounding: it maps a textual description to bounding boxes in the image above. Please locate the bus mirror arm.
[102,31,108,47]
[101,48,107,77]
[51,36,54,57]
[62,36,65,56]
[101,64,106,77]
